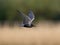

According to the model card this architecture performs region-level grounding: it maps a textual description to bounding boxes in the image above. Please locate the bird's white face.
[28,22,31,26]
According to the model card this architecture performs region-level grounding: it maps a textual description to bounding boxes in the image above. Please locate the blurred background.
[0,0,60,25]
[0,0,60,45]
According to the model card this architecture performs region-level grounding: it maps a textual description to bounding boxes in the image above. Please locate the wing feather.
[17,10,31,25]
[28,10,35,22]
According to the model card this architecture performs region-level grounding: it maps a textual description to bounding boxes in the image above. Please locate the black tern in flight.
[17,9,35,28]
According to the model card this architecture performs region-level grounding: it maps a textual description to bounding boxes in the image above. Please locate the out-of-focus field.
[0,21,60,45]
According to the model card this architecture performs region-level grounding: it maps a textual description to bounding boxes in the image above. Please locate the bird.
[17,9,35,28]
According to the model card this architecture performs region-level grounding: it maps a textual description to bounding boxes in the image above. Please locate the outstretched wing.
[17,10,31,25]
[17,10,26,18]
[28,10,35,22]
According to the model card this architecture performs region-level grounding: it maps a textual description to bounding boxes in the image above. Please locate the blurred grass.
[0,0,60,23]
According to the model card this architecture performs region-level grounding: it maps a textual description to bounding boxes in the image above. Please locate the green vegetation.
[0,0,60,22]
